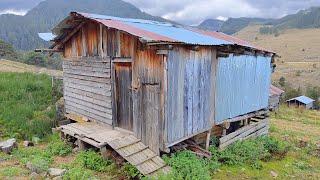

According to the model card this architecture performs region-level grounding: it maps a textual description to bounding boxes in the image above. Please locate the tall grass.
[0,72,54,139]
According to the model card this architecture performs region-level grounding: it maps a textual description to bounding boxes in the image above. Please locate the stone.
[0,138,17,154]
[270,171,278,178]
[26,162,43,174]
[30,172,41,179]
[52,176,63,180]
[32,137,41,145]
[56,97,66,122]
[48,168,66,177]
[23,141,34,147]
[72,147,79,153]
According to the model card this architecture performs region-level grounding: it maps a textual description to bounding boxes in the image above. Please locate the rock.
[72,147,79,153]
[30,172,41,179]
[52,176,63,180]
[32,137,41,145]
[23,141,34,147]
[270,171,278,178]
[56,97,66,122]
[0,138,17,154]
[298,139,308,148]
[26,162,43,174]
[48,168,66,177]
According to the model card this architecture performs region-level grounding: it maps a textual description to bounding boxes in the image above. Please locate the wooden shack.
[287,96,315,109]
[40,12,275,160]
[269,85,284,111]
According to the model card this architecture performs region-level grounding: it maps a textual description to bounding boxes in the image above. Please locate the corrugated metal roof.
[287,96,315,104]
[38,33,56,41]
[270,85,284,96]
[80,12,230,46]
[50,12,274,53]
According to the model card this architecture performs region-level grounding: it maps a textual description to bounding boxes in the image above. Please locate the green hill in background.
[0,0,166,51]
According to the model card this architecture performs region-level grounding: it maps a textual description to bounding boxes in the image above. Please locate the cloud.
[124,0,320,24]
[0,9,27,16]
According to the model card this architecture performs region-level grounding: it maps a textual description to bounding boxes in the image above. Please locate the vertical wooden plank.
[162,55,168,150]
[102,27,108,57]
[82,26,87,57]
[111,61,117,128]
[99,24,104,58]
[192,50,200,134]
[117,30,121,57]
[210,48,217,125]
[205,130,211,150]
[143,84,160,155]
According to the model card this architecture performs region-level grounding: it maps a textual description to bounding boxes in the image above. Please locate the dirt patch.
[52,155,75,167]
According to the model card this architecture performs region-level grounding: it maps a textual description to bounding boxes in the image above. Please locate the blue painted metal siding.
[215,54,272,124]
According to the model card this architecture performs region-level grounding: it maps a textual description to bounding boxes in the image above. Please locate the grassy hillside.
[235,25,320,89]
[0,59,62,77]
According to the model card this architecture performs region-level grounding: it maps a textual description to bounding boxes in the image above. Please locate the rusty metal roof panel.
[80,12,231,45]
[52,12,274,53]
[270,85,285,96]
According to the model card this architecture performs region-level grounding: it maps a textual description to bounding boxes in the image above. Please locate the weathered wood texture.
[63,57,112,125]
[114,63,133,131]
[131,46,164,152]
[219,118,269,149]
[269,95,280,111]
[59,122,170,176]
[166,47,217,146]
[63,21,135,59]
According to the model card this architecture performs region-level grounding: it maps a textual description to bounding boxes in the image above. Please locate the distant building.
[286,96,315,109]
[269,85,285,111]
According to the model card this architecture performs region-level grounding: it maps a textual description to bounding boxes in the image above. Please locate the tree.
[279,77,286,87]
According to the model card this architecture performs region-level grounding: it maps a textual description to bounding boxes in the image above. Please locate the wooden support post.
[100,146,109,160]
[205,130,211,150]
[77,139,86,150]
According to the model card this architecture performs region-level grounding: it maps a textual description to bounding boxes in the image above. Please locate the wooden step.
[116,142,148,157]
[108,135,141,150]
[126,148,157,166]
[137,157,166,175]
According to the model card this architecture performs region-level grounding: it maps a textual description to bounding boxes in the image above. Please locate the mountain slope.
[0,0,167,50]
[198,19,224,31]
[273,7,320,29]
[198,6,320,35]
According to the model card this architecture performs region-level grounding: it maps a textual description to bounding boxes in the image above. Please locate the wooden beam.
[205,130,211,150]
[156,50,169,55]
[112,57,132,63]
[53,21,86,51]
[34,49,63,53]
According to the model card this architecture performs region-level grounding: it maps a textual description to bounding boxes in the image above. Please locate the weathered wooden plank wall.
[62,22,120,125]
[63,57,113,125]
[166,47,217,146]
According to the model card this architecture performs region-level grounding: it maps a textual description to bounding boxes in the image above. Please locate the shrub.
[122,162,142,179]
[63,167,96,180]
[163,151,211,180]
[46,140,72,156]
[209,136,289,169]
[75,150,112,172]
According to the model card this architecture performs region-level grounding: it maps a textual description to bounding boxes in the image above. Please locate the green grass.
[0,72,54,140]
[0,167,28,177]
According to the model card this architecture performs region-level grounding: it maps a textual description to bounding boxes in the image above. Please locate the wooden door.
[115,63,133,131]
[141,84,161,154]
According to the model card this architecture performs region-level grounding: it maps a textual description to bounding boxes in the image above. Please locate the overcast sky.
[1,0,320,24]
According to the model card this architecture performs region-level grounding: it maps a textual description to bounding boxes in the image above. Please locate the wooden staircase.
[58,122,170,176]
